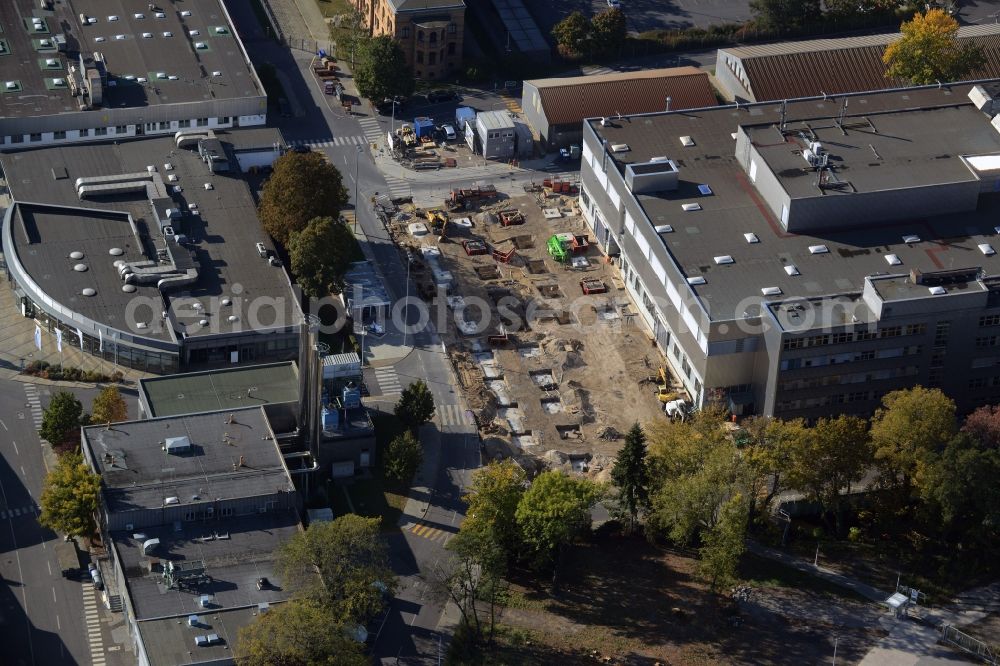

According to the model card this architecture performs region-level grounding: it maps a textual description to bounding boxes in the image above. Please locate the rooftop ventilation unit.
[142,32,152,38]
[714,255,734,265]
[808,244,829,255]
[970,85,1000,115]
[199,594,212,608]
[181,10,192,17]
[681,203,702,212]
[698,184,713,195]
[134,13,145,19]
[142,538,160,554]
[625,158,679,194]
[902,234,921,244]
[761,287,782,296]
[784,265,800,276]
[980,243,996,256]
[885,254,902,266]
[194,636,209,647]
[107,15,118,21]
[162,31,172,37]
[164,435,191,454]
[929,286,947,296]
[189,30,200,37]
[744,233,759,244]
[655,224,673,234]
[610,143,629,153]
[687,276,707,285]
[679,136,695,147]
[164,496,179,505]
[188,615,199,627]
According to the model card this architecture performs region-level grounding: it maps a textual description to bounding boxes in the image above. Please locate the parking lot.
[527,0,752,39]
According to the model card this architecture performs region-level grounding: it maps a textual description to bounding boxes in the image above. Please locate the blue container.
[342,385,361,409]
[322,406,340,431]
[413,117,435,138]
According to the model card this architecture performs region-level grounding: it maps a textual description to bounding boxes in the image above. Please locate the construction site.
[384,179,684,478]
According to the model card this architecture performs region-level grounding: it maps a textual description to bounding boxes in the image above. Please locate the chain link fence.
[941,624,997,664]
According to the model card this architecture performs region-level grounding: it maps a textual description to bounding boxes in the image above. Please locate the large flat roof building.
[0,0,266,148]
[80,407,301,666]
[579,80,1000,420]
[1,132,301,373]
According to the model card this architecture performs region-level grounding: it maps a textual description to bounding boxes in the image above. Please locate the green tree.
[236,599,368,666]
[919,433,1000,543]
[551,11,590,58]
[277,515,395,624]
[91,386,128,426]
[394,380,435,431]
[869,386,956,499]
[739,416,808,523]
[697,493,748,592]
[646,408,742,546]
[785,415,872,537]
[440,524,507,645]
[463,460,526,560]
[515,471,601,582]
[354,35,414,100]
[39,451,101,538]
[610,423,650,535]
[382,431,423,486]
[287,216,357,298]
[591,8,627,57]
[883,9,984,85]
[39,390,84,447]
[749,0,821,31]
[258,151,349,245]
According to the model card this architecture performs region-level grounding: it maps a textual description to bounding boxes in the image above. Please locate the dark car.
[426,90,460,103]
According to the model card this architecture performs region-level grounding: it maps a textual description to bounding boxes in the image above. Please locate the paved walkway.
[0,275,151,387]
[747,541,1000,665]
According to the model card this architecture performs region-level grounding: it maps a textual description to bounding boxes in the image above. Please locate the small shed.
[413,116,435,138]
[475,110,516,160]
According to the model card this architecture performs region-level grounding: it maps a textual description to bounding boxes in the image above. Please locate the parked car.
[426,89,460,103]
[442,124,457,141]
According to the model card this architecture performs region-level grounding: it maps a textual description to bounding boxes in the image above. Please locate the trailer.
[55,540,82,578]
[446,185,498,209]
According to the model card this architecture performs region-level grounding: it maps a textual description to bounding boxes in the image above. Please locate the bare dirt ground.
[391,187,672,475]
[478,535,886,665]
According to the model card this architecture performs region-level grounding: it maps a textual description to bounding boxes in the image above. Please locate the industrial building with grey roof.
[0,0,266,148]
[1,131,301,373]
[579,79,1000,420]
[81,406,301,666]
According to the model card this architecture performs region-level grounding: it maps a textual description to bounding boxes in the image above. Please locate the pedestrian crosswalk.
[384,174,411,202]
[83,586,107,666]
[402,520,454,545]
[0,504,37,520]
[359,116,384,146]
[293,135,366,149]
[436,403,475,427]
[24,383,44,433]
[373,366,402,396]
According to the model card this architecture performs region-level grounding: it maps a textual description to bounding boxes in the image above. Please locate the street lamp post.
[354,145,362,233]
[403,257,411,348]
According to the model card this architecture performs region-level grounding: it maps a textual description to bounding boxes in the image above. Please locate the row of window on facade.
[415,43,456,64]
[779,365,920,391]
[781,324,927,350]
[779,344,924,370]
[3,117,232,144]
[400,24,458,40]
[777,389,879,411]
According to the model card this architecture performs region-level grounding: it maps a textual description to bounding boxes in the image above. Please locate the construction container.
[413,117,435,138]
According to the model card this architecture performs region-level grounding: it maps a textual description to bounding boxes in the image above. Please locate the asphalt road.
[223,1,487,661]
[0,380,113,666]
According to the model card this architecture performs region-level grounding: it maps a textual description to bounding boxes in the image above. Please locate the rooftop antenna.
[665,96,672,112]
[779,99,787,131]
[837,98,849,135]
[821,91,828,101]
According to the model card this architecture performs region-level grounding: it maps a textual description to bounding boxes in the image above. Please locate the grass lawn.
[341,473,407,531]
[738,553,869,602]
[314,0,352,19]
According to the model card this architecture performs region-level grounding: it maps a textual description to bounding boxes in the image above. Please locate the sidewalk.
[747,540,998,665]
[0,279,152,387]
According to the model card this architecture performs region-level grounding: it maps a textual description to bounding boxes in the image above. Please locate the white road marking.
[0,419,7,430]
[56,614,60,630]
[11,440,17,455]
[52,587,56,603]
[47,561,51,575]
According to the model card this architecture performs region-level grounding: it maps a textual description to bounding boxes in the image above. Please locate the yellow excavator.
[653,367,680,403]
